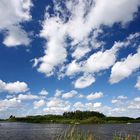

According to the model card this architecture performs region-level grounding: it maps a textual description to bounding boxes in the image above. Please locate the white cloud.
[37,15,67,77]
[134,97,140,102]
[44,106,70,114]
[6,95,15,99]
[0,98,21,111]
[111,95,127,104]
[93,102,102,108]
[87,0,140,27]
[78,94,85,98]
[110,48,140,84]
[74,74,95,89]
[66,0,140,42]
[84,49,117,73]
[62,90,77,99]
[3,26,30,47]
[0,80,29,94]
[54,89,62,97]
[35,0,140,79]
[44,97,71,114]
[34,100,46,109]
[0,0,32,47]
[47,98,63,108]
[72,47,90,60]
[73,102,84,110]
[128,97,140,109]
[39,89,48,96]
[86,92,103,100]
[111,99,120,104]
[109,107,126,115]
[103,96,140,117]
[17,93,39,100]
[117,95,127,100]
[73,102,102,111]
[1,88,140,118]
[66,32,140,77]
[135,76,140,90]
[66,60,82,76]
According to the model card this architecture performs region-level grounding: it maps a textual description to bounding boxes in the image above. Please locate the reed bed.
[56,126,140,140]
[56,125,95,140]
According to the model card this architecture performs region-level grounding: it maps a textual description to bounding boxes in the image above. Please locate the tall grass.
[56,125,94,140]
[55,126,140,140]
[113,135,140,140]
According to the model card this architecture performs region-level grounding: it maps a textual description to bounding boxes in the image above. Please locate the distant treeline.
[63,110,105,119]
[3,110,140,124]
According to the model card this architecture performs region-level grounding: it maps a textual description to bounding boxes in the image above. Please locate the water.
[0,122,140,140]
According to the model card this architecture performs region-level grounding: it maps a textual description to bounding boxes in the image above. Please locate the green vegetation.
[6,110,140,124]
[0,119,4,121]
[113,135,140,140]
[56,126,95,140]
[55,126,140,140]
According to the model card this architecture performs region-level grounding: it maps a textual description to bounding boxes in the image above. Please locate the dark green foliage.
[63,110,105,120]
[104,117,135,123]
[9,115,64,123]
[136,117,140,120]
[6,111,140,124]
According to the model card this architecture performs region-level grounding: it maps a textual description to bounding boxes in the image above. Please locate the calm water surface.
[0,122,140,140]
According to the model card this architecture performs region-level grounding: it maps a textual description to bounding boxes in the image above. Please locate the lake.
[0,122,140,140]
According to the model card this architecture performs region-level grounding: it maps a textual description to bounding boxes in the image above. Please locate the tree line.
[4,110,140,124]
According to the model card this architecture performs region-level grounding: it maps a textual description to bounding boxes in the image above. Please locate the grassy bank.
[113,135,140,140]
[56,126,140,140]
[56,126,95,140]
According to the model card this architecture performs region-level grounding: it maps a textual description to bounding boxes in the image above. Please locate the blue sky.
[0,0,140,118]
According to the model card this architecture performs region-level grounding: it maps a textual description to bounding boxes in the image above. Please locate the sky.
[0,0,140,119]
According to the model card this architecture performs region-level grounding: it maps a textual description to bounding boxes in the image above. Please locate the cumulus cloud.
[74,74,95,89]
[17,93,39,100]
[35,0,140,82]
[72,47,90,60]
[3,26,30,47]
[0,98,21,111]
[78,94,85,98]
[93,102,102,108]
[110,48,140,84]
[117,95,128,100]
[73,102,85,109]
[111,95,127,105]
[67,32,140,77]
[111,99,119,104]
[86,92,103,100]
[62,90,77,99]
[66,60,82,76]
[54,89,62,97]
[84,49,117,73]
[0,0,32,47]
[1,88,140,117]
[73,102,102,111]
[128,97,140,109]
[135,76,140,90]
[44,97,71,114]
[0,80,29,94]
[34,100,46,109]
[39,89,48,96]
